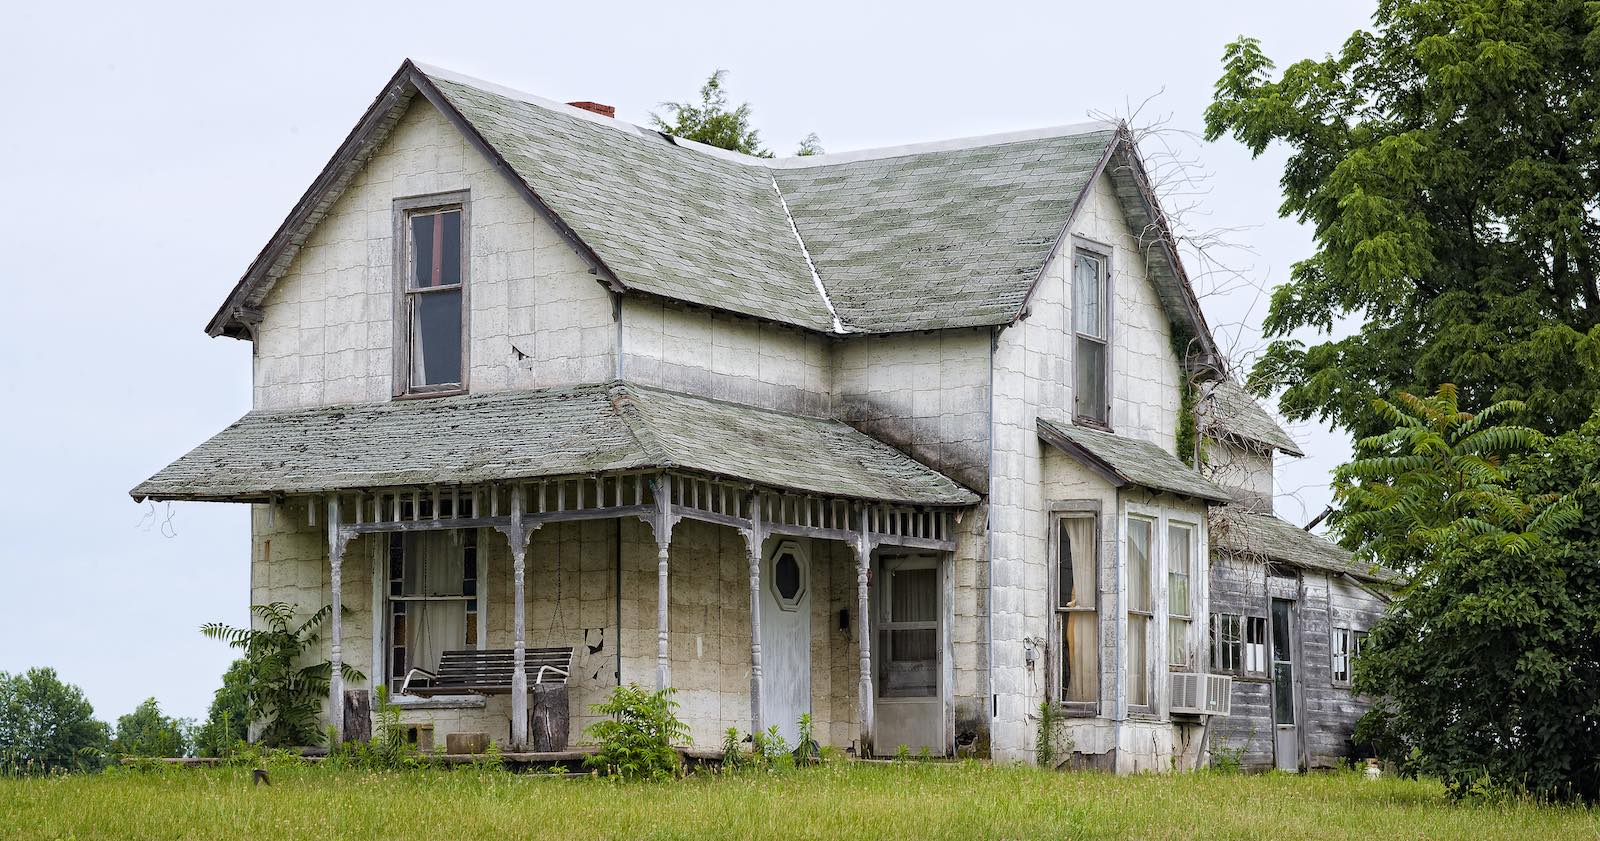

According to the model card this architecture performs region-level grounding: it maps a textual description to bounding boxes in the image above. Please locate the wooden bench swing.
[400,647,575,751]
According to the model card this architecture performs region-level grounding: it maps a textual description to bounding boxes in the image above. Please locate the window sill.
[394,388,467,401]
[1073,417,1113,433]
[390,695,486,711]
[1054,703,1100,718]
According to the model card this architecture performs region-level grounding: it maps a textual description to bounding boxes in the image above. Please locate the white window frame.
[1070,238,1114,430]
[385,523,487,693]
[1123,510,1158,716]
[1166,520,1199,671]
[1331,626,1354,687]
[392,191,471,398]
[1049,502,1101,716]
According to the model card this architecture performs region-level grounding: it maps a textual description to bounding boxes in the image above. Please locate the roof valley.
[769,174,845,334]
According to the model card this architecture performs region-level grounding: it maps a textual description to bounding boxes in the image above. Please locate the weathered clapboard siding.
[1207,553,1393,771]
[1207,554,1273,769]
[1303,572,1388,767]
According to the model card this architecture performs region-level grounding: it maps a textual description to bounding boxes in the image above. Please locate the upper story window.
[1072,245,1111,426]
[394,192,469,396]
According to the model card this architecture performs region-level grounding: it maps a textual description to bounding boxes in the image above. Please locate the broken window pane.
[1076,338,1107,423]
[410,210,462,289]
[411,288,462,386]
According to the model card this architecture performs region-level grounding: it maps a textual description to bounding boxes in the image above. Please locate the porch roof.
[130,381,978,507]
[1211,510,1400,585]
[1036,418,1231,503]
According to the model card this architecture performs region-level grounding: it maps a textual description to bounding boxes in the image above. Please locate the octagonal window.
[768,542,808,610]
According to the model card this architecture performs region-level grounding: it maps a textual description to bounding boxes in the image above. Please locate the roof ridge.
[414,61,1119,172]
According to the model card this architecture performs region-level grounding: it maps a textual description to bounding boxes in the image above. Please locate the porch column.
[854,508,874,752]
[652,475,678,690]
[497,485,537,749]
[744,495,765,735]
[326,495,351,740]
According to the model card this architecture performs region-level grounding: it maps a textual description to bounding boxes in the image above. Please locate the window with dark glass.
[1073,249,1110,425]
[404,207,464,391]
[1212,613,1242,673]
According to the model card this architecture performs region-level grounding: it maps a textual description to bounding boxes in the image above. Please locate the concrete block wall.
[620,300,832,416]
[832,329,992,493]
[1203,438,1275,511]
[987,169,1189,763]
[252,98,616,410]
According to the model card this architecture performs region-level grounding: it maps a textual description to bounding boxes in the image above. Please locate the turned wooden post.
[745,495,765,735]
[855,507,875,752]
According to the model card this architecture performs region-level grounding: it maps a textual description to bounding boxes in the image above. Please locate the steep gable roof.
[1199,379,1304,457]
[207,60,1221,370]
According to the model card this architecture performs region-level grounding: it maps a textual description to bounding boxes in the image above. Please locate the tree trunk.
[342,690,371,743]
[530,684,569,752]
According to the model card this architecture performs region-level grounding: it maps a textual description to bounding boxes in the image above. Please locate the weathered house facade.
[134,60,1383,769]
[1197,381,1395,771]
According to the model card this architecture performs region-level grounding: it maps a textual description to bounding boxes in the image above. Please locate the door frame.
[1269,594,1301,772]
[870,551,949,756]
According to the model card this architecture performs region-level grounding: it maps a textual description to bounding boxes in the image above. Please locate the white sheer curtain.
[1061,517,1098,703]
[404,531,466,673]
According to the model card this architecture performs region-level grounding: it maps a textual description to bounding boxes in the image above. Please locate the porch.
[132,382,980,754]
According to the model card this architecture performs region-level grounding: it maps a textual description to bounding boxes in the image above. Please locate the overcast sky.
[0,0,1373,724]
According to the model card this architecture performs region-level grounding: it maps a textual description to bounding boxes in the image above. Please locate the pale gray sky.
[0,0,1372,723]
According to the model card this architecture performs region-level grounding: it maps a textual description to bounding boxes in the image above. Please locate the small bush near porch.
[3,762,1593,840]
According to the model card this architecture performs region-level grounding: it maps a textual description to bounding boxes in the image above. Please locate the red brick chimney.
[567,101,616,118]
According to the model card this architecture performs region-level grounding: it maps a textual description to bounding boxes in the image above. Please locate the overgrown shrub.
[201,603,364,748]
[582,684,689,781]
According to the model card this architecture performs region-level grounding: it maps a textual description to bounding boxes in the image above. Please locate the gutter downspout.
[986,327,998,752]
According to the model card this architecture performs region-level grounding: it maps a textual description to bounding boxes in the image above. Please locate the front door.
[1270,597,1299,772]
[760,539,811,746]
[873,554,944,755]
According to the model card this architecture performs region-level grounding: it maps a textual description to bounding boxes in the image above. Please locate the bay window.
[1126,516,1153,709]
[1054,512,1099,709]
[1167,523,1195,669]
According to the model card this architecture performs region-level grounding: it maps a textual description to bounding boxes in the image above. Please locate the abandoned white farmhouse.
[134,60,1389,770]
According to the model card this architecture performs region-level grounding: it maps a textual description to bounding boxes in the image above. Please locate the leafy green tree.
[795,132,824,157]
[1205,1,1600,438]
[201,603,363,748]
[193,658,250,757]
[110,698,190,759]
[1337,386,1598,800]
[0,668,110,774]
[652,70,773,157]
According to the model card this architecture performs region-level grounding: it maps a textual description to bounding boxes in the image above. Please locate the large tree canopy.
[1205,0,1600,438]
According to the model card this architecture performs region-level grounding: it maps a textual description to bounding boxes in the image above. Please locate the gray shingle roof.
[207,61,1221,362]
[1199,379,1303,457]
[1211,510,1398,584]
[1036,418,1231,502]
[425,74,838,332]
[771,131,1115,332]
[131,382,977,507]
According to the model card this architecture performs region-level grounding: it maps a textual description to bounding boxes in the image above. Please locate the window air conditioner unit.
[1170,672,1232,717]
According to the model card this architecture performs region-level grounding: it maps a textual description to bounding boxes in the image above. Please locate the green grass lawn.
[2,761,1594,840]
